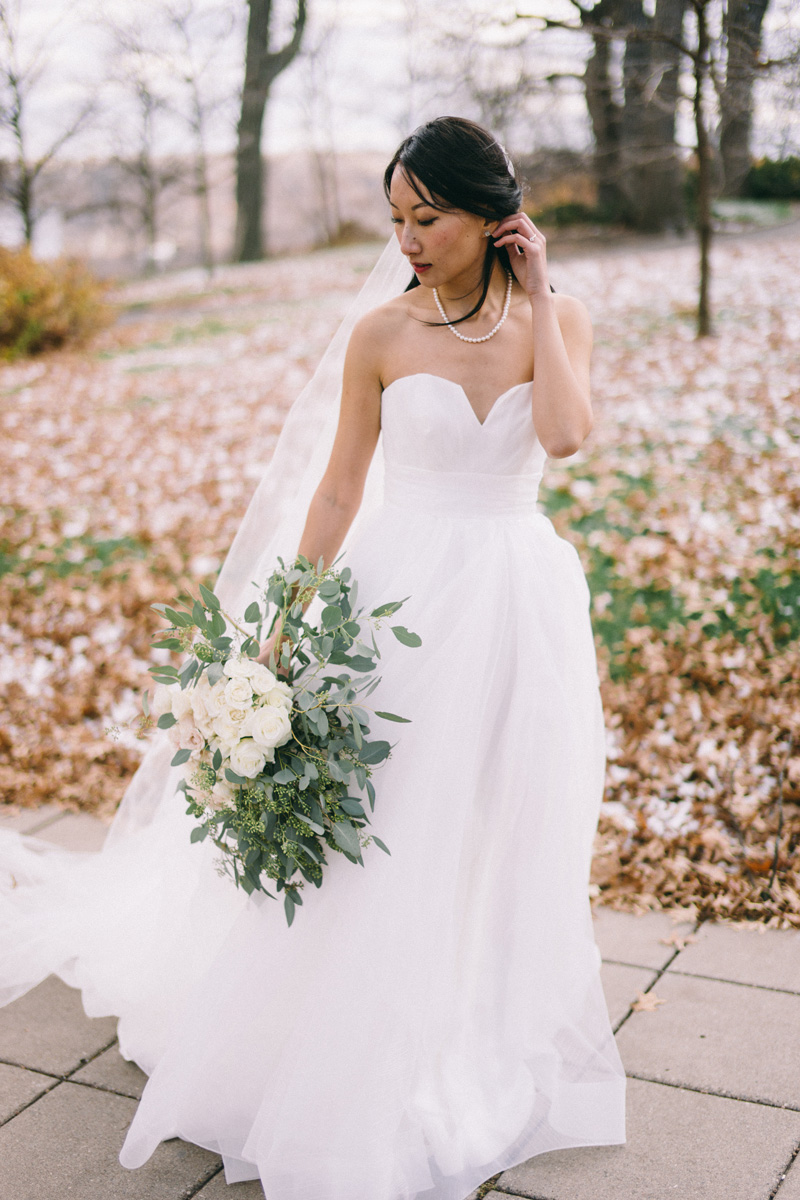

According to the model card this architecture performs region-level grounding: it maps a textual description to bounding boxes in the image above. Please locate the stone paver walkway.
[1,805,799,1200]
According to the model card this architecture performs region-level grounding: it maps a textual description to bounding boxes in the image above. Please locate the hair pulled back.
[383,116,524,326]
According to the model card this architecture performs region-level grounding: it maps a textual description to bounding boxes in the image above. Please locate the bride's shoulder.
[551,291,593,341]
[551,291,591,321]
[352,292,415,337]
[347,292,417,359]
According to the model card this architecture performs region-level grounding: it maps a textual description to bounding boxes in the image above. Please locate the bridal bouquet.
[143,556,420,925]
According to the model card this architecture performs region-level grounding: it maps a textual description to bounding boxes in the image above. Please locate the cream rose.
[228,739,267,779]
[242,704,292,751]
[190,677,225,733]
[223,656,264,681]
[261,680,293,709]
[248,662,280,696]
[212,706,249,752]
[151,682,175,718]
[223,674,255,708]
[171,686,194,721]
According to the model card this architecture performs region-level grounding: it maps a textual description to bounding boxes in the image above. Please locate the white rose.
[151,683,175,718]
[228,738,267,779]
[212,707,249,752]
[223,656,262,680]
[242,704,292,751]
[171,686,194,721]
[192,674,226,719]
[224,675,255,708]
[248,663,280,696]
[261,680,293,709]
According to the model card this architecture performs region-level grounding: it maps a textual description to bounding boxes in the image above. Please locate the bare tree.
[234,0,308,262]
[164,0,237,272]
[104,18,183,272]
[0,0,94,245]
[520,0,723,334]
[296,20,342,246]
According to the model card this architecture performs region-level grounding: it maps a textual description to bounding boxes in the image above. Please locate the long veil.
[0,235,410,1006]
[108,234,411,844]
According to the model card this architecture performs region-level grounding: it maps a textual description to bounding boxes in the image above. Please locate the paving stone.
[0,976,117,1076]
[601,962,659,1027]
[72,1044,148,1100]
[776,1151,800,1199]
[593,908,694,970]
[497,1077,800,1200]
[0,805,64,834]
[0,1081,221,1200]
[35,811,109,852]
[669,923,800,994]
[0,1063,55,1124]
[616,972,800,1107]
[195,1171,266,1198]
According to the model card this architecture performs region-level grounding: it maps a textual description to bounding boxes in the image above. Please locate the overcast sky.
[3,0,799,162]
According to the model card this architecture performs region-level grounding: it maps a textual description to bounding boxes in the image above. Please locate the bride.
[0,116,626,1198]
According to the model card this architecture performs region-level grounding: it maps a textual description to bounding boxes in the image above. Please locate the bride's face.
[388,166,490,290]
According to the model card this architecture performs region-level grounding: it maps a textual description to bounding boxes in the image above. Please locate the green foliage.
[0,247,112,360]
[529,201,616,228]
[743,157,800,201]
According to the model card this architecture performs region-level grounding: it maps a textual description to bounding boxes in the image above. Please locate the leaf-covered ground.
[1,230,798,924]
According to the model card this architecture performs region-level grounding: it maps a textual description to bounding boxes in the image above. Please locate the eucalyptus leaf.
[372,836,391,855]
[171,748,191,766]
[294,812,325,836]
[157,712,177,729]
[207,660,225,685]
[199,583,221,612]
[390,625,422,648]
[244,601,262,623]
[190,825,208,843]
[359,740,391,765]
[375,710,412,723]
[332,820,361,857]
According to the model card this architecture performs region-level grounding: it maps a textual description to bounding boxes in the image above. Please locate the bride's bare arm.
[492,214,593,459]
[295,312,385,568]
[256,313,385,667]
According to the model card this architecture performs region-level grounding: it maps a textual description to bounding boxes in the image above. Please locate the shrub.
[530,201,617,228]
[0,247,112,360]
[743,157,800,200]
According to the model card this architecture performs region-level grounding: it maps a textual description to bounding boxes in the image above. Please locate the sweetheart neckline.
[382,372,532,429]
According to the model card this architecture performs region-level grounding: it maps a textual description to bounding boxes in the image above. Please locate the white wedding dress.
[0,371,626,1199]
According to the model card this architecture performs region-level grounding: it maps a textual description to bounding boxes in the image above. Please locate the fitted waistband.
[382,463,542,519]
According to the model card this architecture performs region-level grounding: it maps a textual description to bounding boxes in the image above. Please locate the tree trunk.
[693,0,713,337]
[620,0,687,231]
[583,32,626,218]
[719,0,770,197]
[234,0,307,263]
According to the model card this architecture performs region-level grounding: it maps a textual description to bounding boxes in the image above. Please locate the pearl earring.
[483,230,493,237]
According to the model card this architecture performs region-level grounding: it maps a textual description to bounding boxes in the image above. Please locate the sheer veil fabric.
[0,235,627,1198]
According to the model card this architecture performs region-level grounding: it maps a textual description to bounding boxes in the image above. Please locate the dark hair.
[383,116,524,326]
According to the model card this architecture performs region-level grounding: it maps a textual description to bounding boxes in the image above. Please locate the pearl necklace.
[432,271,513,343]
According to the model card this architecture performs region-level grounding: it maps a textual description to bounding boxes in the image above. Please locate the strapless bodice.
[380,373,546,518]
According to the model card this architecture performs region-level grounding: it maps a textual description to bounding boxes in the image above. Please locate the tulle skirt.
[0,501,626,1198]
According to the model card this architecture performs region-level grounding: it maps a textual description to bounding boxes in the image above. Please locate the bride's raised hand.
[491,214,550,299]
